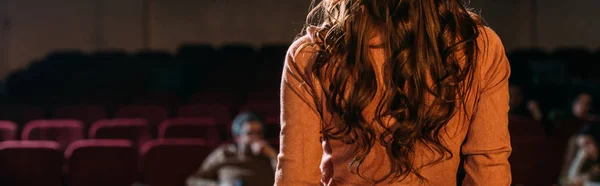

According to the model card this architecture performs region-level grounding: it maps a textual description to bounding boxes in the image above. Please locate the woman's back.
[275,0,512,185]
[275,26,511,185]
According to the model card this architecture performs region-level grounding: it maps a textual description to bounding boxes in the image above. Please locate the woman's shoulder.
[476,26,507,61]
[477,26,503,47]
[473,26,510,85]
[286,27,322,68]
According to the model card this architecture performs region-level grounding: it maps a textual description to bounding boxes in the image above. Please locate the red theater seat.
[0,121,17,141]
[159,118,220,143]
[177,104,232,135]
[141,139,213,186]
[65,139,138,186]
[89,119,151,148]
[0,140,63,186]
[21,119,84,150]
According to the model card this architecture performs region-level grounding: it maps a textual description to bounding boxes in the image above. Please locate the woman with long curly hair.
[276,0,511,185]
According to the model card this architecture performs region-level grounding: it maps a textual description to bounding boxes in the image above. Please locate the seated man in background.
[187,112,277,186]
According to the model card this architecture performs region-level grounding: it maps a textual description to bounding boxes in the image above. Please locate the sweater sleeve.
[461,27,513,186]
[274,36,324,186]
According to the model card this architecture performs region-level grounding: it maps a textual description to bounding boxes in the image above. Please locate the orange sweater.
[275,26,512,186]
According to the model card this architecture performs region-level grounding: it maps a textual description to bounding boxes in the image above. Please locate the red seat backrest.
[177,104,232,134]
[159,117,220,143]
[0,140,63,186]
[89,119,151,149]
[22,119,84,150]
[0,121,17,141]
[141,139,213,186]
[65,139,137,186]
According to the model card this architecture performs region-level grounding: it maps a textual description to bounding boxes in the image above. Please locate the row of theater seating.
[0,93,280,185]
[0,100,278,129]
[0,110,579,185]
[0,138,212,186]
[0,117,281,148]
[0,100,279,185]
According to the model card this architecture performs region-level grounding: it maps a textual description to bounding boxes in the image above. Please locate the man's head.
[232,112,265,144]
[573,92,594,119]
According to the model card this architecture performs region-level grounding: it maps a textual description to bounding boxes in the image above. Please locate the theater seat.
[89,119,151,148]
[66,139,138,186]
[21,119,84,150]
[0,121,17,141]
[0,140,63,186]
[177,104,232,137]
[159,118,220,143]
[115,105,169,128]
[141,139,213,186]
